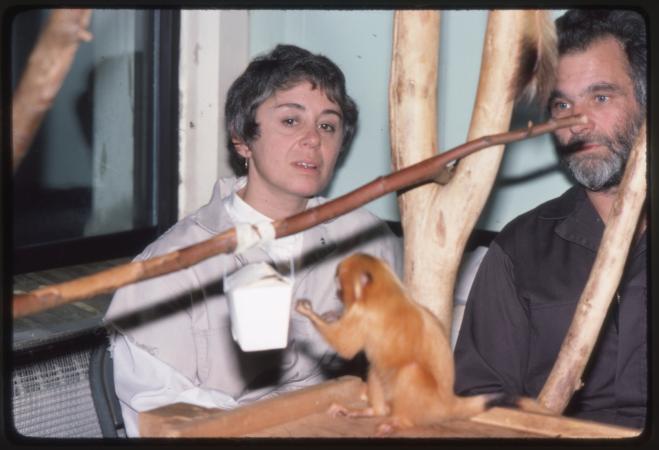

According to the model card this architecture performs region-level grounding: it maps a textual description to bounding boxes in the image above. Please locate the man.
[454,9,647,429]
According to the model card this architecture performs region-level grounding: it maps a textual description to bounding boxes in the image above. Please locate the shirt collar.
[191,177,334,261]
[552,186,605,252]
[548,186,646,256]
[192,177,245,234]
[223,183,272,225]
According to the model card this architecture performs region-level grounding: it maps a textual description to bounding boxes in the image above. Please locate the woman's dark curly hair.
[225,44,358,175]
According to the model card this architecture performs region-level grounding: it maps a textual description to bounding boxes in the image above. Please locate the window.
[10,9,179,274]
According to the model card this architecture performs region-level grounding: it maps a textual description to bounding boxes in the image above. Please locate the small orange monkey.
[296,253,509,434]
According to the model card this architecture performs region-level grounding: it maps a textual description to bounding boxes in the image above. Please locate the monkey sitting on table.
[296,253,542,435]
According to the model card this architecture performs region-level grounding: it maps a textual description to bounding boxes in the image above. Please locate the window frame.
[9,9,180,275]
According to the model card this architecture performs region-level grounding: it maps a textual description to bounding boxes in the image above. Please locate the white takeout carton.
[225,262,293,352]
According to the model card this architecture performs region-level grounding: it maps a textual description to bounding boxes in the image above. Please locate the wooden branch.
[538,122,647,413]
[12,115,585,319]
[472,407,640,439]
[12,9,93,172]
[140,375,365,437]
[390,10,555,330]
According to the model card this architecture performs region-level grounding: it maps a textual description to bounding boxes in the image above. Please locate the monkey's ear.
[353,271,372,301]
[360,271,372,288]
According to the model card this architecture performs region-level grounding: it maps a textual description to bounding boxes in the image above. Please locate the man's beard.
[555,114,642,191]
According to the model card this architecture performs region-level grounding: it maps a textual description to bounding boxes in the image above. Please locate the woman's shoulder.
[315,202,399,256]
[138,179,243,260]
[137,215,217,261]
[324,205,389,236]
[310,196,385,226]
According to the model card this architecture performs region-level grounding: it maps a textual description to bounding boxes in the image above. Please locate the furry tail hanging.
[484,393,557,416]
[449,393,502,420]
[513,10,558,106]
[448,391,558,421]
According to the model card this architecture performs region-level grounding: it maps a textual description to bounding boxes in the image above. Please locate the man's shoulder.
[495,186,582,248]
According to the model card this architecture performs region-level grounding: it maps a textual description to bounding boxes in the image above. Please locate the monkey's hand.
[320,309,341,323]
[295,299,318,320]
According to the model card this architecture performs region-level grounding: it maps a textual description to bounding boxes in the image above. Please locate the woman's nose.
[301,126,321,147]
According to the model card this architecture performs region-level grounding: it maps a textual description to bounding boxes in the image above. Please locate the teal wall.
[249,10,571,231]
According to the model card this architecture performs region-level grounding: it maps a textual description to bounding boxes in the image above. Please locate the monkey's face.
[336,253,376,308]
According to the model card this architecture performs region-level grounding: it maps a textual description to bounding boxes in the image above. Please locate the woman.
[104,44,402,437]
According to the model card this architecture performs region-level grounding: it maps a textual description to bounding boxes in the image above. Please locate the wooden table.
[139,376,641,439]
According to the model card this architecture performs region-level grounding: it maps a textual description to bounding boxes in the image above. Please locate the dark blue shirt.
[454,186,647,429]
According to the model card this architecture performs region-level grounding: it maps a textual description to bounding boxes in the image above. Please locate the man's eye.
[594,94,609,103]
[550,100,570,117]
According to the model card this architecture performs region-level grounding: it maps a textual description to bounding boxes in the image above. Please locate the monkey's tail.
[485,393,558,415]
[452,392,557,420]
[449,393,502,420]
[513,10,558,107]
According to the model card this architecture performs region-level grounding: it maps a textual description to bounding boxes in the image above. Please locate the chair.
[89,334,126,438]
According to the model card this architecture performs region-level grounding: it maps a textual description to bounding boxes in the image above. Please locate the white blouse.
[111,186,305,437]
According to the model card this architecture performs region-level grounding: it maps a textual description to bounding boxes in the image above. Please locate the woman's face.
[234,81,345,207]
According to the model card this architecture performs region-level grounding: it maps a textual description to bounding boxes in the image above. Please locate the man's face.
[234,81,344,202]
[549,36,643,191]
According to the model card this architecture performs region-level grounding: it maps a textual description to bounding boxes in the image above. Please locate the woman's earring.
[244,157,249,171]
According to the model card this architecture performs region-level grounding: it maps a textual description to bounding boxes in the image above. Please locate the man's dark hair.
[225,44,358,175]
[556,9,647,108]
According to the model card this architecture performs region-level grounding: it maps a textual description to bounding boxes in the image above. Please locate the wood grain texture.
[139,376,640,438]
[139,376,365,437]
[472,407,641,439]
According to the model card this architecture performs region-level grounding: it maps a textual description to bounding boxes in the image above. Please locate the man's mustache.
[557,136,611,157]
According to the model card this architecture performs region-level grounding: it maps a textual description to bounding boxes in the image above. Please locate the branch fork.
[12,115,585,319]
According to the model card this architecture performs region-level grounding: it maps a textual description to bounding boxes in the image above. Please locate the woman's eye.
[282,118,298,126]
[319,123,337,133]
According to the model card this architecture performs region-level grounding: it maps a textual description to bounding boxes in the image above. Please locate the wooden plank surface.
[472,407,641,439]
[244,408,542,438]
[139,376,365,437]
[139,376,641,439]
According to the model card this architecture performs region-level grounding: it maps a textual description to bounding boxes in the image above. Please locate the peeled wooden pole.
[390,10,556,330]
[389,10,447,324]
[12,115,584,319]
[12,9,93,171]
[538,122,647,413]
